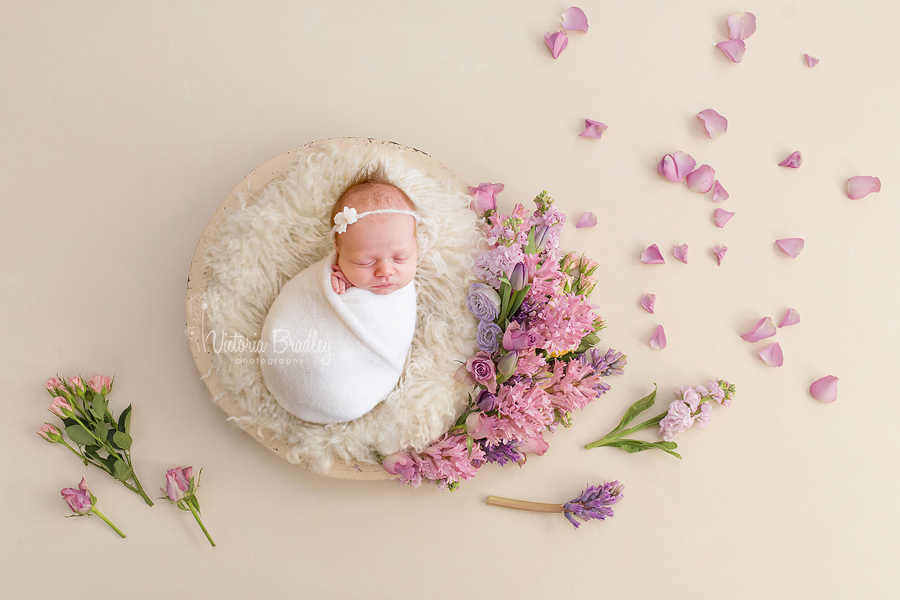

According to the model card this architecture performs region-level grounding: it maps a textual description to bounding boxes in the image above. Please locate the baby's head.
[331,165,418,296]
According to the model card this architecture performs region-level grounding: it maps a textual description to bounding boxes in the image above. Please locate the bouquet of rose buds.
[382,186,625,490]
[40,375,153,505]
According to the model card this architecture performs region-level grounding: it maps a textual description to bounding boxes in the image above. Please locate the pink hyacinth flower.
[804,54,819,68]
[641,244,665,264]
[712,180,729,202]
[727,12,757,40]
[576,211,597,228]
[779,151,803,168]
[759,343,784,367]
[686,165,716,193]
[713,244,728,265]
[717,39,746,63]
[847,176,881,199]
[649,325,667,350]
[741,317,777,342]
[561,7,589,31]
[673,243,688,263]
[778,308,800,327]
[809,376,838,403]
[640,293,656,314]
[776,238,804,258]
[657,151,696,183]
[517,434,549,456]
[697,109,728,139]
[545,31,568,58]
[579,119,607,139]
[713,208,735,228]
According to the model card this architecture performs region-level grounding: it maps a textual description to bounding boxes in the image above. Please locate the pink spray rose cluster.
[382,189,625,490]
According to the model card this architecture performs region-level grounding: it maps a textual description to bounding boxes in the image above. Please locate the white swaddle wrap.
[259,252,416,424]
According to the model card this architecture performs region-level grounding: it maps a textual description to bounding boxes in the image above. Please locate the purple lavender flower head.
[563,481,624,529]
[478,440,523,466]
[586,348,627,377]
[466,283,501,322]
[476,321,502,353]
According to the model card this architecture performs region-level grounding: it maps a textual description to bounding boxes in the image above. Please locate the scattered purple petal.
[714,244,728,265]
[545,31,568,58]
[712,180,729,202]
[686,164,716,193]
[576,212,597,228]
[741,317,777,342]
[697,109,728,139]
[759,343,784,367]
[561,6,589,32]
[713,208,735,228]
[579,119,607,139]
[727,12,757,40]
[649,325,667,350]
[779,151,803,168]
[641,244,665,264]
[804,54,819,68]
[673,243,688,263]
[640,293,656,314]
[776,238,804,258]
[847,176,881,199]
[778,308,800,327]
[717,39,746,63]
[657,151,696,183]
[809,376,838,403]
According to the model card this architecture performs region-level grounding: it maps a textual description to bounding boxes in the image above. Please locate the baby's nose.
[374,261,395,277]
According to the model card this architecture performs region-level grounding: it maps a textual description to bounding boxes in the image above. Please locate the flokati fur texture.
[200,144,480,473]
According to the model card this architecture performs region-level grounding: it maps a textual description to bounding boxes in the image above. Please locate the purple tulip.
[533,225,550,251]
[476,389,497,412]
[509,262,526,291]
[497,351,518,376]
[466,283,501,322]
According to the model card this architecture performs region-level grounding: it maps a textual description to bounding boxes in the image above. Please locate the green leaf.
[112,431,133,450]
[90,394,108,419]
[99,455,117,475]
[65,424,96,446]
[112,459,133,482]
[575,332,600,354]
[83,445,100,460]
[118,405,132,434]
[466,435,473,458]
[613,385,658,433]
[608,439,681,459]
[189,494,201,513]
[524,229,536,254]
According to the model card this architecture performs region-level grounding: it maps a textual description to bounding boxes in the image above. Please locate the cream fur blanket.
[199,143,479,473]
[259,252,417,424]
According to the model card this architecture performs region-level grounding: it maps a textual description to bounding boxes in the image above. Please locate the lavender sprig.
[486,481,624,529]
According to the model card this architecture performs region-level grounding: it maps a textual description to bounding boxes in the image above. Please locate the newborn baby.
[259,167,418,424]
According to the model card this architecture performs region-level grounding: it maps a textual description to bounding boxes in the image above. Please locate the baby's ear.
[333,240,339,255]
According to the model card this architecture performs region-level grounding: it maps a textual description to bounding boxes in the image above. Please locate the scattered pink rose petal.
[649,325,667,350]
[804,54,819,68]
[686,164,716,193]
[776,238,804,258]
[717,39,746,63]
[576,212,597,228]
[713,208,735,228]
[809,375,838,403]
[727,12,757,40]
[741,317,777,342]
[713,244,728,265]
[779,151,803,168]
[561,6,589,32]
[697,109,728,139]
[545,31,568,58]
[712,180,729,202]
[847,176,881,199]
[657,151,696,183]
[641,293,656,314]
[579,119,607,139]
[759,343,784,367]
[778,308,800,327]
[673,243,688,263]
[641,244,665,264]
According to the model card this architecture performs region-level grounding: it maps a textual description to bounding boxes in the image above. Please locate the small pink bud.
[88,375,113,395]
[38,423,63,443]
[48,397,73,418]
[61,478,93,514]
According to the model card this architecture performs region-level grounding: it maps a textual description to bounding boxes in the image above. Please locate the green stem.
[122,451,153,506]
[585,411,666,449]
[90,507,126,538]
[187,502,216,547]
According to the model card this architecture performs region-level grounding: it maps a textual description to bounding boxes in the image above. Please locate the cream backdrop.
[2,1,897,598]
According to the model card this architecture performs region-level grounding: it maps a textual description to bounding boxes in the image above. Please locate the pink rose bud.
[61,478,93,514]
[88,375,113,395]
[68,376,86,396]
[38,423,63,443]
[163,467,193,502]
[467,183,504,214]
[45,377,64,393]
[48,397,73,418]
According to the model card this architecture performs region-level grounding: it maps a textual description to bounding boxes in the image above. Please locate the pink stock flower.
[468,183,504,214]
[61,478,93,514]
[658,400,694,442]
[88,375,113,395]
[164,467,193,502]
[48,397,72,417]
[695,402,712,429]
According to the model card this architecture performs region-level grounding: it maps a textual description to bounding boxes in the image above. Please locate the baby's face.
[336,212,418,295]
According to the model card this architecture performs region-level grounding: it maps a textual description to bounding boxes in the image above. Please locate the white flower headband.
[331,206,419,234]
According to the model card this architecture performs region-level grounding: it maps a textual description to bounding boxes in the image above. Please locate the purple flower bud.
[61,478,93,515]
[466,283,501,322]
[476,389,497,412]
[497,351,518,376]
[534,225,550,251]
[510,262,526,291]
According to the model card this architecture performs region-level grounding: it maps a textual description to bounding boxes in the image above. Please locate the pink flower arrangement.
[382,191,625,490]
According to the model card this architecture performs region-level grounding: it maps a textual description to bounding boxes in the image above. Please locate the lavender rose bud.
[163,467,193,502]
[476,321,502,353]
[466,283,501,322]
[466,352,497,387]
[476,389,497,412]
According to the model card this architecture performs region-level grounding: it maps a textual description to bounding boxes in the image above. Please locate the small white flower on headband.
[333,207,359,234]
